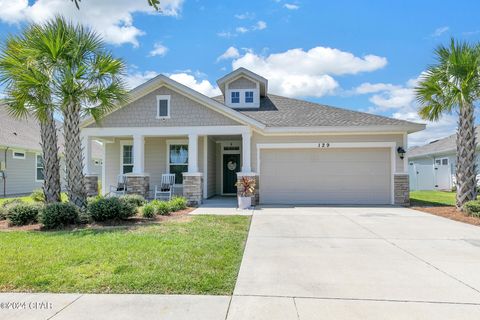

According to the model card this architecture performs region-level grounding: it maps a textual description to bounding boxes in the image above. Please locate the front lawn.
[0,215,250,294]
[410,190,456,206]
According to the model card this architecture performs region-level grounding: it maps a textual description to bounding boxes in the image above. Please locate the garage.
[259,147,392,205]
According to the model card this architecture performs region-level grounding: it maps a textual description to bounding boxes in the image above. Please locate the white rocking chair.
[154,174,176,200]
[109,174,127,197]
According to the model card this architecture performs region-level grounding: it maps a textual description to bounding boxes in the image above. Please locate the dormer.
[217,67,268,109]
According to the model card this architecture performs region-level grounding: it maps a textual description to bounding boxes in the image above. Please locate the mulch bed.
[412,206,480,226]
[0,207,196,232]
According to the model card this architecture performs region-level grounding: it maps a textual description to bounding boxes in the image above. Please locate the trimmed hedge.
[142,203,156,218]
[87,197,137,222]
[7,203,42,226]
[120,194,146,207]
[464,200,480,217]
[40,202,79,229]
[147,197,188,216]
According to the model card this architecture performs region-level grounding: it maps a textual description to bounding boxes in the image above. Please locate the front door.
[223,154,240,194]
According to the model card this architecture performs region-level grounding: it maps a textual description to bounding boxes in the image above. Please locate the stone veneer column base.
[125,174,150,198]
[84,174,99,197]
[236,172,259,205]
[183,173,203,206]
[394,173,410,206]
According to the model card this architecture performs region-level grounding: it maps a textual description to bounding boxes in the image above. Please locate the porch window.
[36,154,44,181]
[13,150,26,159]
[168,144,188,184]
[122,144,134,174]
[156,95,170,118]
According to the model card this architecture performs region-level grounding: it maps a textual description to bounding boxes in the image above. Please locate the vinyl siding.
[228,76,257,89]
[0,149,43,195]
[87,86,241,128]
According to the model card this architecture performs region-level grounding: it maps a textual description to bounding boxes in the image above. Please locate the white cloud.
[220,20,267,37]
[234,12,255,20]
[217,47,240,61]
[124,70,159,89]
[236,26,249,34]
[254,20,267,30]
[353,76,457,146]
[0,0,184,47]
[284,3,300,10]
[231,46,387,97]
[168,73,220,97]
[149,43,168,57]
[432,26,449,37]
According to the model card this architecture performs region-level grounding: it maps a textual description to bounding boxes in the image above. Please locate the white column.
[188,134,198,173]
[82,134,93,175]
[133,134,145,174]
[242,132,252,172]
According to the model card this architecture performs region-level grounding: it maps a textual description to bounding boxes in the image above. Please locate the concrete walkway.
[3,206,480,319]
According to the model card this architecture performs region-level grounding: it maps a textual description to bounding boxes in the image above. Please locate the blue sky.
[1,0,480,145]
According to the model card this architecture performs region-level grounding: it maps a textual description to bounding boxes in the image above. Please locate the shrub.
[154,200,172,216]
[7,203,42,226]
[1,199,24,208]
[120,194,146,208]
[0,207,6,220]
[142,203,156,218]
[464,200,480,217]
[169,196,188,212]
[31,189,45,203]
[40,202,79,229]
[87,197,137,222]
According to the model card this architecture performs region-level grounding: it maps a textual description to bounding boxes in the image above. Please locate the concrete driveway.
[228,206,480,320]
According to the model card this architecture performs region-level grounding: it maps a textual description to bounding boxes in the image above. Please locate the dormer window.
[245,91,254,103]
[156,95,170,119]
[231,91,240,104]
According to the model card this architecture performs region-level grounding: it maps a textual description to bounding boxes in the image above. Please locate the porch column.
[132,134,145,174]
[242,132,252,172]
[188,134,198,173]
[81,134,98,196]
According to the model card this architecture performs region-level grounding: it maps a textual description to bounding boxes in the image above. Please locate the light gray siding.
[229,76,257,89]
[0,149,42,195]
[88,86,241,128]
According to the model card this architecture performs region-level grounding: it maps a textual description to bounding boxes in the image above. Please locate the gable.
[229,76,257,89]
[87,86,243,128]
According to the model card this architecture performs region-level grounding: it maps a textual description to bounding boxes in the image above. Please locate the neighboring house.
[80,68,425,205]
[0,103,103,196]
[407,128,480,191]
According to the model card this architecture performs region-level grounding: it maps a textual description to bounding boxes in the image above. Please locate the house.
[80,68,425,205]
[407,128,480,191]
[0,103,103,196]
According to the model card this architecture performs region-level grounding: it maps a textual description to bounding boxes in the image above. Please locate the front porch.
[81,126,256,205]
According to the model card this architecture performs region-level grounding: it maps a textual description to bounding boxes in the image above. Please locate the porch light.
[397,147,406,159]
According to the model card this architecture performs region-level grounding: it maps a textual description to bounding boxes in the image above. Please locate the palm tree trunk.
[63,102,87,210]
[456,101,477,210]
[39,110,61,203]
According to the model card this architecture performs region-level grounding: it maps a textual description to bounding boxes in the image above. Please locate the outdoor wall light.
[397,147,406,159]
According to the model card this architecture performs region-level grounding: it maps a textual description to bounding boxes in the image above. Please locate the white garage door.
[260,148,391,205]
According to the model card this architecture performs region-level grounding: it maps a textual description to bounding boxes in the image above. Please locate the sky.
[0,0,479,146]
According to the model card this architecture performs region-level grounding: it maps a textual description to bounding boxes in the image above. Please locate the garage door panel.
[260,148,391,204]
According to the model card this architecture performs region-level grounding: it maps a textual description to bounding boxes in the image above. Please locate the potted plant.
[235,176,256,209]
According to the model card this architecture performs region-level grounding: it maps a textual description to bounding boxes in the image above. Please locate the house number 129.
[318,143,330,148]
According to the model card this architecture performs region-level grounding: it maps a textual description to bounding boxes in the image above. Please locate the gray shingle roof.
[407,127,480,158]
[211,94,421,128]
[0,103,103,158]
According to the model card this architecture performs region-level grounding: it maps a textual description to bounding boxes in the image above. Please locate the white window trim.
[226,88,259,108]
[166,139,188,186]
[12,149,26,160]
[435,157,449,166]
[35,153,43,182]
[231,91,240,104]
[120,140,133,175]
[156,95,171,119]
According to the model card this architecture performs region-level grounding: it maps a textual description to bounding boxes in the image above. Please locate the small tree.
[415,39,480,210]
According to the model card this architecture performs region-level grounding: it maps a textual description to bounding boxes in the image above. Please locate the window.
[231,91,240,103]
[12,150,25,159]
[436,158,449,166]
[156,95,170,118]
[245,91,254,103]
[36,154,44,181]
[435,159,441,165]
[122,144,134,174]
[168,144,188,184]
[442,158,449,165]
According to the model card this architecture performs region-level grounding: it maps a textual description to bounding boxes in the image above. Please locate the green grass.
[410,190,456,206]
[0,215,250,294]
[0,193,68,206]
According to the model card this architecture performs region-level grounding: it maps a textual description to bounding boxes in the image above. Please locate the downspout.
[2,147,8,197]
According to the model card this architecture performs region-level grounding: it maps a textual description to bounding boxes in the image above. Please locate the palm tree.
[415,39,480,210]
[27,17,127,209]
[0,30,62,204]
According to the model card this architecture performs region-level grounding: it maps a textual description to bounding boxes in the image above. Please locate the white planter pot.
[238,196,252,210]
